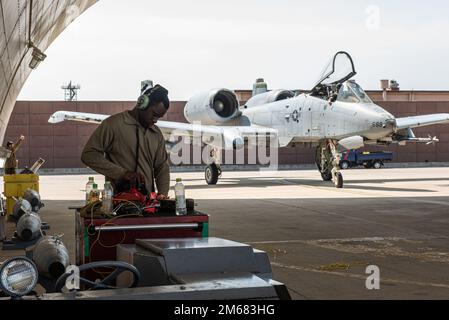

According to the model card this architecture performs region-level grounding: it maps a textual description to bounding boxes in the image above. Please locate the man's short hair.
[6,141,13,148]
[143,84,170,109]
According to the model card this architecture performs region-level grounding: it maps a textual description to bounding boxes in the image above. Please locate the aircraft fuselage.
[242,94,395,145]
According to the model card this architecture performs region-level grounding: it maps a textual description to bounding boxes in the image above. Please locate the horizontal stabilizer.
[48,111,109,124]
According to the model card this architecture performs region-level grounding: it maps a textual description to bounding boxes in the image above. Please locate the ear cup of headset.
[137,95,150,110]
[137,84,168,110]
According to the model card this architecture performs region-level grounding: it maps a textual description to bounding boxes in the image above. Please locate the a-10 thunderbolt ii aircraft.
[49,52,449,188]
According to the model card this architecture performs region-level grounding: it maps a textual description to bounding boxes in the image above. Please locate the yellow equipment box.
[3,174,39,216]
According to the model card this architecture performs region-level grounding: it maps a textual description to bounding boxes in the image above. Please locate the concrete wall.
[3,99,449,169]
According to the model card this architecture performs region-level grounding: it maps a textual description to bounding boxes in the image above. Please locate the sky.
[18,0,449,101]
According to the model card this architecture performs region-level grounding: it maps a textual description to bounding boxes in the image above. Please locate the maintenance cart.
[0,196,290,300]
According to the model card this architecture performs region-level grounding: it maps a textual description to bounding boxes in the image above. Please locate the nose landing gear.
[333,171,344,188]
[316,139,344,188]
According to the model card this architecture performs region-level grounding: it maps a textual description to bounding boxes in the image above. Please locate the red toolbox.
[75,211,209,266]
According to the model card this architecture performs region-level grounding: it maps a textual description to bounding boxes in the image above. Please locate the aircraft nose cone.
[385,117,396,128]
[380,113,395,129]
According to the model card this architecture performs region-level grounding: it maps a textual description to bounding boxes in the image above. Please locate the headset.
[136,84,169,111]
[136,86,156,111]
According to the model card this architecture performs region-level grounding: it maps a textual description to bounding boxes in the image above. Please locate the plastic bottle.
[102,182,114,215]
[174,178,187,215]
[89,183,100,203]
[85,177,95,204]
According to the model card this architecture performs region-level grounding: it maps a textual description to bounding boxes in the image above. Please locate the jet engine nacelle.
[245,90,295,108]
[184,89,240,125]
[338,135,364,150]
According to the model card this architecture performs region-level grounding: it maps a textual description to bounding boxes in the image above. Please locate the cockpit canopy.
[337,81,372,104]
[314,51,356,89]
[310,51,373,103]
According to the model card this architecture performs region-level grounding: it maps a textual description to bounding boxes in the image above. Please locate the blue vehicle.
[339,150,393,169]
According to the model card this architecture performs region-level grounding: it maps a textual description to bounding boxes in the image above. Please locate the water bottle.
[89,183,100,203]
[102,181,114,215]
[85,177,95,204]
[174,178,187,215]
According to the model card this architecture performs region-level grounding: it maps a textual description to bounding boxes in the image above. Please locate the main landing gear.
[204,148,222,185]
[205,163,222,185]
[315,139,344,188]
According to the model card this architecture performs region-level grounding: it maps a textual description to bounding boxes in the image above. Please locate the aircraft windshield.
[348,81,372,103]
[337,83,359,103]
[337,81,373,104]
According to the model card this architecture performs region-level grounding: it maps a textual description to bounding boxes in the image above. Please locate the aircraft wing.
[395,113,449,130]
[48,111,277,150]
[158,121,277,150]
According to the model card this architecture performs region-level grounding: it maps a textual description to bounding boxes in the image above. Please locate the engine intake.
[184,89,239,125]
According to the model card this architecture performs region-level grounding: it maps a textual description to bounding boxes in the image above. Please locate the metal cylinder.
[13,199,32,220]
[380,79,389,90]
[32,236,70,279]
[23,188,44,213]
[17,212,42,241]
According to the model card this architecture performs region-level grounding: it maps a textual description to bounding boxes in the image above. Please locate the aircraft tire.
[334,172,344,188]
[205,164,219,185]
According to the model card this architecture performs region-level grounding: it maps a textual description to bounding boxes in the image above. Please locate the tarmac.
[1,166,449,299]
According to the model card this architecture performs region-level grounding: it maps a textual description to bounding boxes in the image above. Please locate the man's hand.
[19,135,25,141]
[156,194,168,200]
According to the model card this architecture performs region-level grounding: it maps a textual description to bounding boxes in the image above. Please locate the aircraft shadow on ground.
[180,177,437,193]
